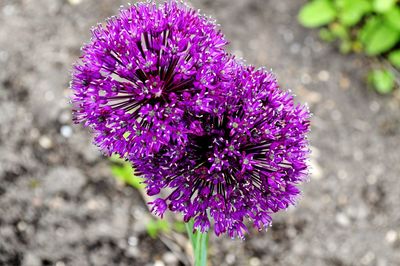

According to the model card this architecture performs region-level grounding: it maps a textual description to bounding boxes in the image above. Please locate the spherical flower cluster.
[71,0,311,239]
[141,66,310,238]
[71,1,227,158]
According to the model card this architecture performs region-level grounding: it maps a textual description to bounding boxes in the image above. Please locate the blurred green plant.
[110,155,144,190]
[146,219,187,238]
[368,68,395,93]
[299,0,400,93]
[109,156,186,239]
[146,218,170,238]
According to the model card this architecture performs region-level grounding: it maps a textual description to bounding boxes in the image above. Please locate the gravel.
[1,0,399,265]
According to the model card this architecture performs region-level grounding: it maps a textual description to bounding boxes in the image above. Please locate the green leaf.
[359,17,380,43]
[373,0,396,13]
[146,220,159,238]
[298,0,336,28]
[146,219,170,238]
[330,22,349,40]
[326,23,353,53]
[337,0,372,26]
[340,40,352,53]
[384,6,400,30]
[368,69,395,94]
[360,18,400,55]
[173,221,187,233]
[319,28,336,42]
[110,159,145,190]
[109,154,124,163]
[352,40,363,53]
[388,50,400,68]
[157,219,170,232]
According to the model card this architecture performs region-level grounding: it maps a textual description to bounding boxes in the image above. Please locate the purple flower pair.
[71,1,310,239]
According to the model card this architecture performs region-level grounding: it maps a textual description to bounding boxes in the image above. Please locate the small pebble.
[126,247,139,258]
[0,50,9,62]
[300,73,311,85]
[304,36,314,46]
[337,195,348,206]
[336,213,350,227]
[290,43,301,54]
[225,253,235,264]
[361,251,375,265]
[39,136,53,149]
[249,257,261,266]
[128,236,138,247]
[331,110,342,121]
[2,5,16,16]
[367,174,378,185]
[68,0,82,5]
[162,252,177,265]
[385,230,398,244]
[353,120,370,132]
[326,240,337,253]
[310,159,323,180]
[154,260,165,266]
[353,150,364,161]
[58,111,71,124]
[30,128,40,139]
[283,31,294,43]
[318,70,330,82]
[369,101,380,113]
[325,99,336,109]
[337,169,348,180]
[22,252,41,266]
[340,76,350,89]
[297,86,322,104]
[17,221,27,231]
[44,91,55,101]
[301,47,311,57]
[60,125,73,138]
[377,258,388,266]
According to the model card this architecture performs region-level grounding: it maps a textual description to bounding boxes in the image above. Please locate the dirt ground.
[1,0,400,265]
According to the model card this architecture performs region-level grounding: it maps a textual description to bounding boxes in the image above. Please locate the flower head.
[71,1,227,158]
[143,66,311,238]
[71,0,311,239]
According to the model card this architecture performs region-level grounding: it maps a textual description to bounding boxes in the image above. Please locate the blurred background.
[0,0,399,265]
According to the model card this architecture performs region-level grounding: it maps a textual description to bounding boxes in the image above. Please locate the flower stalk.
[186,220,209,266]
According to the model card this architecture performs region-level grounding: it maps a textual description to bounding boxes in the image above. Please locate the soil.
[1,0,400,265]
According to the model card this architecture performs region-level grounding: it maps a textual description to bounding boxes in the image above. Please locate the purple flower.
[71,0,311,239]
[71,1,227,158]
[141,66,311,238]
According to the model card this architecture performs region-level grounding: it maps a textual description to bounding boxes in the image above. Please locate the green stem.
[185,220,209,266]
